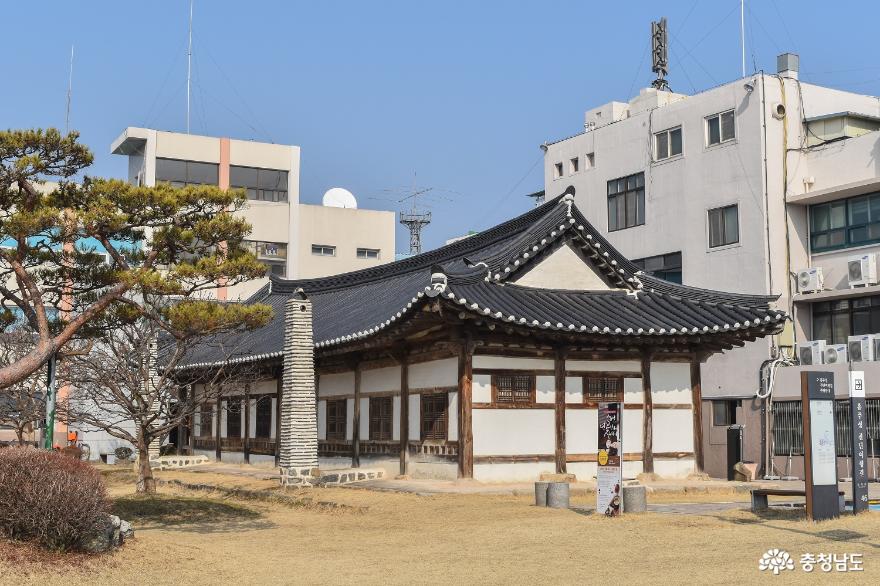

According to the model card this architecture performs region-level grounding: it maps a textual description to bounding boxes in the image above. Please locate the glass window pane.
[707,116,720,145]
[258,169,283,190]
[811,205,830,232]
[656,132,668,160]
[627,175,637,190]
[813,314,831,342]
[670,128,682,155]
[626,192,637,226]
[636,189,645,224]
[709,209,722,247]
[186,161,218,185]
[832,312,851,344]
[635,173,645,187]
[617,194,626,229]
[607,180,617,195]
[869,223,880,240]
[230,165,259,188]
[830,202,846,228]
[608,197,618,231]
[849,197,869,225]
[829,228,846,247]
[721,110,735,140]
[869,194,880,220]
[723,205,739,245]
[811,233,828,250]
[850,226,868,244]
[156,158,187,183]
[852,309,871,335]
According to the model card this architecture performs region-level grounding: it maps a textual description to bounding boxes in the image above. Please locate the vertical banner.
[849,371,869,514]
[801,371,840,521]
[597,402,622,516]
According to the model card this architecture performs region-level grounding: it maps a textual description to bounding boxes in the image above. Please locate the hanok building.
[178,190,787,482]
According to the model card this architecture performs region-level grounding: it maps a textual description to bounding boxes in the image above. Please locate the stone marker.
[547,482,570,509]
[535,481,549,506]
[622,485,647,513]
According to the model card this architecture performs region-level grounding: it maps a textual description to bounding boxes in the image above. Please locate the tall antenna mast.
[398,174,432,256]
[65,45,74,134]
[186,0,194,134]
[650,17,670,91]
[740,0,746,77]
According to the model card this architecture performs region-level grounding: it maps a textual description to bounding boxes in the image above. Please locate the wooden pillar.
[215,394,222,462]
[641,351,654,474]
[244,385,251,464]
[187,384,195,455]
[352,362,362,468]
[690,359,705,472]
[554,347,567,474]
[399,355,410,477]
[458,340,474,479]
[176,385,186,455]
[274,373,282,466]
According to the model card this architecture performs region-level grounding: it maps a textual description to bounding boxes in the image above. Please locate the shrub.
[0,447,110,551]
[114,446,133,461]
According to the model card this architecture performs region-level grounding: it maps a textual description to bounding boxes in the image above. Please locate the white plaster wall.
[472,409,554,456]
[474,462,555,482]
[363,366,400,393]
[650,363,692,404]
[536,375,554,403]
[248,399,256,439]
[270,398,277,439]
[624,377,643,404]
[473,356,553,370]
[359,397,369,440]
[220,405,227,437]
[408,394,420,442]
[565,409,598,454]
[566,360,640,372]
[655,458,696,478]
[448,391,459,441]
[567,462,598,481]
[473,374,492,403]
[392,396,401,441]
[514,243,616,291]
[320,372,354,397]
[653,410,695,453]
[565,376,582,403]
[250,380,276,395]
[345,398,354,440]
[409,358,457,388]
[623,461,644,478]
[317,400,327,440]
[622,409,643,455]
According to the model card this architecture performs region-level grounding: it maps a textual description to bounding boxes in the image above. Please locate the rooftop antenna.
[525,190,546,208]
[399,173,432,255]
[740,0,746,77]
[650,17,670,91]
[65,45,74,134]
[186,0,194,134]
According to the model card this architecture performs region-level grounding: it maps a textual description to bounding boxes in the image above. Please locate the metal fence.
[772,399,880,457]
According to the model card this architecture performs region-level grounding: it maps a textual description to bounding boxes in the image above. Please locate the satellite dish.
[322,187,358,209]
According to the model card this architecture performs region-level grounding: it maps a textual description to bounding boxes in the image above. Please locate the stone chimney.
[278,290,319,485]
[777,53,799,80]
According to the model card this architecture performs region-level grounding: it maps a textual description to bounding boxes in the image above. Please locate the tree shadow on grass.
[112,494,275,533]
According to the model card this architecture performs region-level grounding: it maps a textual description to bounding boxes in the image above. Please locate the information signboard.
[801,371,839,521]
[849,371,869,514]
[597,402,622,516]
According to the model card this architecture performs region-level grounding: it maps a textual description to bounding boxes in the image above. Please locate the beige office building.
[111,128,395,299]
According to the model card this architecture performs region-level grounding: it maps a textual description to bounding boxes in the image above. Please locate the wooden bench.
[751,488,844,513]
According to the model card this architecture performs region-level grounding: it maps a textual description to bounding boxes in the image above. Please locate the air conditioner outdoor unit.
[848,334,877,362]
[848,253,879,287]
[797,267,824,293]
[823,343,848,364]
[798,340,826,365]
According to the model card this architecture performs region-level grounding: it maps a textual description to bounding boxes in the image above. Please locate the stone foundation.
[279,466,321,486]
[279,466,385,487]
[149,454,210,470]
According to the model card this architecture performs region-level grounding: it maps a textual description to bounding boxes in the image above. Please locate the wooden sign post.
[800,371,839,521]
[848,371,869,514]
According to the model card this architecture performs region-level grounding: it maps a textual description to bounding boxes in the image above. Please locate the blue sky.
[3,1,879,252]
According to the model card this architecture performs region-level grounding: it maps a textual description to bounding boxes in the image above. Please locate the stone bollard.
[547,481,570,509]
[622,485,647,513]
[534,481,549,506]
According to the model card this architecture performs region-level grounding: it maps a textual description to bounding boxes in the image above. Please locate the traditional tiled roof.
[178,188,786,369]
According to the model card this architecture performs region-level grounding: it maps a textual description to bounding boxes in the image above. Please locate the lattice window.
[326,399,347,441]
[493,374,534,404]
[585,377,622,402]
[226,399,242,438]
[255,396,272,438]
[199,404,213,437]
[772,401,803,456]
[369,397,393,441]
[421,393,448,440]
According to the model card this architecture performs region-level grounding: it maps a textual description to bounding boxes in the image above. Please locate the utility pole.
[65,45,74,134]
[740,0,746,77]
[186,0,194,134]
[42,355,57,449]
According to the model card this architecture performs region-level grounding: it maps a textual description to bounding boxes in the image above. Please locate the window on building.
[421,393,448,440]
[244,240,287,277]
[311,244,336,257]
[772,399,880,457]
[492,374,535,404]
[156,158,219,187]
[607,172,645,232]
[356,248,380,260]
[553,162,563,179]
[326,399,347,441]
[569,157,579,174]
[585,152,595,169]
[806,114,880,146]
[226,399,241,438]
[708,204,739,248]
[199,404,213,437]
[712,400,737,427]
[255,396,272,438]
[584,376,622,402]
[654,126,683,160]
[706,110,735,145]
[812,294,880,344]
[809,192,880,252]
[631,251,682,283]
[229,165,289,202]
[369,396,393,440]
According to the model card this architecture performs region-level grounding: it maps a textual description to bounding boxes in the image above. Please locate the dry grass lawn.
[0,467,877,585]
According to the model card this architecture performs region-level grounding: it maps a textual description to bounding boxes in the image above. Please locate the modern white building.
[111,128,395,300]
[543,53,880,479]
